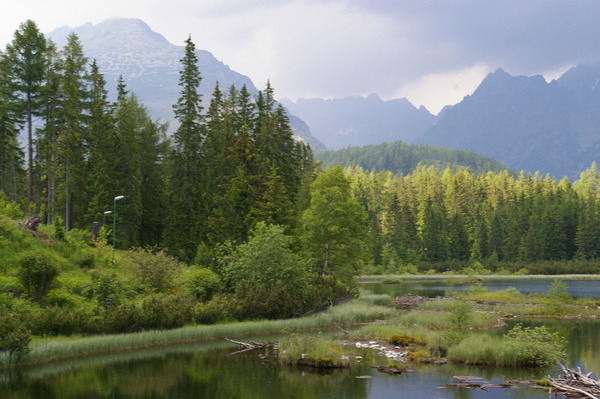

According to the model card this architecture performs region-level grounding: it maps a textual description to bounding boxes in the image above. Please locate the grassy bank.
[0,294,395,368]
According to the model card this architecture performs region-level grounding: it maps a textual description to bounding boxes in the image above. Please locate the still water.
[1,279,598,399]
[361,277,600,299]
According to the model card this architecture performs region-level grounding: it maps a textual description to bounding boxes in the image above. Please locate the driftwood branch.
[544,364,600,399]
[224,338,277,355]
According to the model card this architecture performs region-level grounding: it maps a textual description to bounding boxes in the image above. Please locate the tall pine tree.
[5,20,48,210]
[163,36,206,262]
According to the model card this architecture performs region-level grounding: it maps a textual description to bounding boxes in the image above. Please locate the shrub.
[90,271,122,309]
[0,311,31,363]
[187,268,221,301]
[447,301,474,334]
[127,248,181,293]
[135,293,195,330]
[17,251,60,302]
[547,279,572,302]
[502,324,566,367]
[193,294,236,324]
[219,223,314,319]
[53,215,66,241]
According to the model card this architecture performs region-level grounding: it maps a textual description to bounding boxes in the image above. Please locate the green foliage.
[219,222,313,319]
[53,215,66,241]
[127,248,181,293]
[502,324,566,367]
[17,251,60,301]
[186,268,220,301]
[193,294,236,324]
[0,311,31,363]
[0,193,23,219]
[547,279,572,302]
[445,301,475,343]
[90,271,122,309]
[279,334,350,368]
[301,165,367,285]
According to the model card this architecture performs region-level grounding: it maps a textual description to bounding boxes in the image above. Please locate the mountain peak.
[47,17,170,50]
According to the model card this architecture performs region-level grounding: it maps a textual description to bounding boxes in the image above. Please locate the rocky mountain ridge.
[418,67,600,179]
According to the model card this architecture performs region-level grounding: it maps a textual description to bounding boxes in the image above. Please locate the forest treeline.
[349,163,600,274]
[315,141,510,176]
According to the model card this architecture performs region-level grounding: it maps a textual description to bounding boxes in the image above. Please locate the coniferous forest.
[1,20,600,342]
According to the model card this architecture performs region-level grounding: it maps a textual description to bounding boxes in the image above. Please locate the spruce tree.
[55,33,90,231]
[0,51,23,200]
[86,60,115,227]
[5,20,48,210]
[163,36,206,262]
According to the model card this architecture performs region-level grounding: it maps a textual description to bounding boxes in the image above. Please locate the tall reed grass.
[1,294,396,367]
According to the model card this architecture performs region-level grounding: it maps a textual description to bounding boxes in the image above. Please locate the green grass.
[279,334,351,368]
[1,294,396,367]
[448,324,567,367]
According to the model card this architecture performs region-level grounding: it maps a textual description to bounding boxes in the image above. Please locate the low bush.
[502,324,566,367]
[186,268,221,301]
[17,251,60,302]
[0,311,31,363]
[127,248,181,293]
[193,294,237,324]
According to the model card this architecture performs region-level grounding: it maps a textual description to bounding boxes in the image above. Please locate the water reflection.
[0,330,585,399]
[361,278,600,299]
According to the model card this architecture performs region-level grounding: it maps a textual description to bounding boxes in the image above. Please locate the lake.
[360,277,600,299]
[1,278,598,399]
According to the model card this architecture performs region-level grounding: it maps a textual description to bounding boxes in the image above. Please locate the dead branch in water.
[545,364,600,399]
[224,338,277,355]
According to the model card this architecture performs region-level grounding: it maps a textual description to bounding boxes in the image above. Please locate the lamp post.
[102,210,112,226]
[112,195,124,263]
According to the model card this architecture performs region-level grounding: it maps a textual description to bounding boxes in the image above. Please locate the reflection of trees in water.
[1,319,598,398]
[0,346,369,399]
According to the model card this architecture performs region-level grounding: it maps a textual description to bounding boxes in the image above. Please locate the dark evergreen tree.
[163,36,206,262]
[55,33,90,231]
[86,61,116,227]
[4,20,48,210]
[0,51,23,200]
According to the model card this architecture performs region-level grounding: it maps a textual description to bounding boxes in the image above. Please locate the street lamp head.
[114,195,125,201]
[104,211,112,215]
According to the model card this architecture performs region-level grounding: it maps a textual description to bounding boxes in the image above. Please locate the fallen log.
[543,364,600,399]
[371,365,412,375]
[224,338,277,355]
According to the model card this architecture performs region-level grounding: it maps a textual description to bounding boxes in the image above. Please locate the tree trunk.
[322,242,329,278]
[27,96,33,212]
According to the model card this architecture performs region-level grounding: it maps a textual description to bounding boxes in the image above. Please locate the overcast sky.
[2,0,600,114]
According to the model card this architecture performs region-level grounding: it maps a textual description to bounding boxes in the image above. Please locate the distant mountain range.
[46,18,600,179]
[281,94,435,150]
[293,66,600,180]
[418,67,600,180]
[47,18,324,150]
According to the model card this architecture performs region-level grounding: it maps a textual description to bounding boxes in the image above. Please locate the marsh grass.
[448,324,567,367]
[1,294,396,367]
[279,334,351,368]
